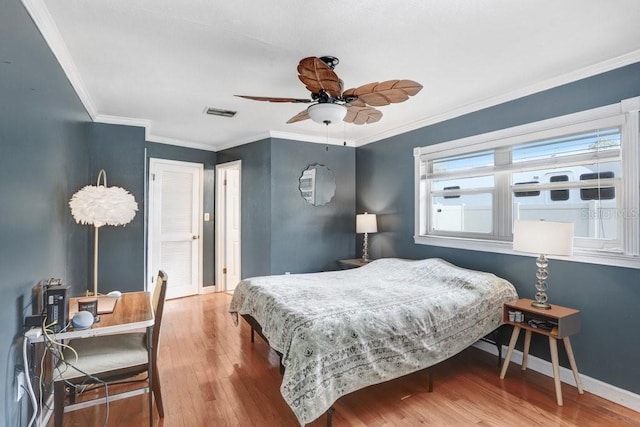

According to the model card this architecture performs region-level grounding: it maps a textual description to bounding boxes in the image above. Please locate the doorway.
[215,161,241,292]
[148,158,203,299]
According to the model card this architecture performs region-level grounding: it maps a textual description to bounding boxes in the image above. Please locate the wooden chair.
[53,271,168,427]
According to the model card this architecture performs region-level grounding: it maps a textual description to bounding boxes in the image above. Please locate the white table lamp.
[356,213,377,262]
[513,219,574,309]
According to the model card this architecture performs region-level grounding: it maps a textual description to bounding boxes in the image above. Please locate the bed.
[228,258,518,425]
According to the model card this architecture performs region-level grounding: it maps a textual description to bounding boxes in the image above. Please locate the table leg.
[500,326,521,379]
[563,337,584,394]
[549,336,563,406]
[521,329,532,370]
[148,325,154,427]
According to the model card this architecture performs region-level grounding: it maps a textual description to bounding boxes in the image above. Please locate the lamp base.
[361,232,370,263]
[531,301,552,310]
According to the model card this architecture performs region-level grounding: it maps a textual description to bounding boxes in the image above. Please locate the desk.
[31,291,154,343]
[31,292,155,427]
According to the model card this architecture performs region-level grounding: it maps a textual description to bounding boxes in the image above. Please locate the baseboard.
[474,340,640,413]
[199,285,218,294]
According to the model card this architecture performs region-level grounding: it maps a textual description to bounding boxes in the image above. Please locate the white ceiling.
[26,0,640,151]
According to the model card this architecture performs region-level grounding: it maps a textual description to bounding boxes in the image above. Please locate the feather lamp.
[69,169,138,296]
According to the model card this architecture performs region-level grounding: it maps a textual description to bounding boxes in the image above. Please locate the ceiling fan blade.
[344,106,383,125]
[286,109,310,124]
[235,95,312,103]
[297,57,342,99]
[342,79,423,107]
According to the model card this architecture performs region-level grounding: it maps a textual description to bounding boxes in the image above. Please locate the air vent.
[205,107,237,118]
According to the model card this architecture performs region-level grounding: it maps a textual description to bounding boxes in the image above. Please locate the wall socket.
[16,371,25,401]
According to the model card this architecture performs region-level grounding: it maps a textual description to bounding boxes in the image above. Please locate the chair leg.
[54,381,65,427]
[153,364,165,417]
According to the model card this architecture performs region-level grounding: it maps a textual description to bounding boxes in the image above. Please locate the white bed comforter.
[228,258,518,425]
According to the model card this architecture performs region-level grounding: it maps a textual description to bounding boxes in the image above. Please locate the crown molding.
[21,0,97,119]
[211,131,273,152]
[213,130,355,152]
[354,49,640,147]
[145,133,218,152]
[94,114,151,129]
[269,130,355,147]
[94,114,217,152]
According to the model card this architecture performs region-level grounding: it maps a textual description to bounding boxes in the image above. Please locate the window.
[549,175,569,201]
[579,172,615,200]
[414,97,640,269]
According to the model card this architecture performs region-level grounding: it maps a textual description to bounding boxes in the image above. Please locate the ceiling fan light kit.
[236,56,422,126]
[307,103,347,125]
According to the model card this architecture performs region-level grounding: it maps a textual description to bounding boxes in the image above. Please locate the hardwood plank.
[58,292,640,426]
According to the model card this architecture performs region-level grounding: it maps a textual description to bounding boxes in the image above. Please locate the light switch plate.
[204,212,211,221]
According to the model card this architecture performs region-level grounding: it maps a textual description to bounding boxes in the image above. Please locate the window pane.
[514,181,540,197]
[512,128,620,163]
[432,193,492,233]
[580,171,615,200]
[550,175,569,201]
[513,162,619,241]
[431,150,493,174]
[515,203,618,240]
[432,176,494,191]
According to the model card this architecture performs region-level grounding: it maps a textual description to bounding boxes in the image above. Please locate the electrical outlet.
[16,371,25,402]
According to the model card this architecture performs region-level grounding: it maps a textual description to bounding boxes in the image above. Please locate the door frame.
[147,157,204,296]
[215,160,242,292]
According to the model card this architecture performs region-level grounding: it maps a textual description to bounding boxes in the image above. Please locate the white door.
[149,159,203,299]
[215,161,241,292]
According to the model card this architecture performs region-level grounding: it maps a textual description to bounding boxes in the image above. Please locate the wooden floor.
[58,292,640,426]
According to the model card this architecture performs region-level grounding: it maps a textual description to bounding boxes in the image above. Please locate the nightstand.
[500,298,584,405]
[337,258,370,269]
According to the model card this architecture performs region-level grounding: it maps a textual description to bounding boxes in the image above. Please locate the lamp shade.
[513,220,574,256]
[308,103,347,125]
[69,185,138,227]
[356,213,378,234]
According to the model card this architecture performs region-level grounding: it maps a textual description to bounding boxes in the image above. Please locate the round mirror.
[299,164,336,206]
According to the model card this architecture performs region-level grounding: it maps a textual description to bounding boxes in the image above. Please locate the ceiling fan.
[236,56,423,125]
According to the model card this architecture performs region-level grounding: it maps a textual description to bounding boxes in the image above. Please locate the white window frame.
[414,97,640,269]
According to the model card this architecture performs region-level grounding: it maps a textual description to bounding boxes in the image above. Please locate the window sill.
[414,234,640,270]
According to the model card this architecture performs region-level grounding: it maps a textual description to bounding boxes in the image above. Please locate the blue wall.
[89,123,146,293]
[271,138,355,273]
[0,0,91,422]
[218,138,356,278]
[356,62,640,394]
